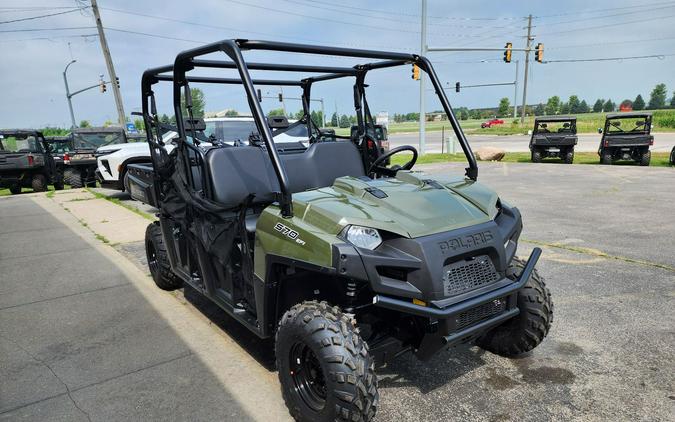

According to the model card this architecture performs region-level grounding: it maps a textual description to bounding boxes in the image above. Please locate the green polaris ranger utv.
[128,39,553,422]
[598,112,653,166]
[0,129,64,193]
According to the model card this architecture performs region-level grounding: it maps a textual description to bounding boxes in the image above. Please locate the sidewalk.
[0,190,290,421]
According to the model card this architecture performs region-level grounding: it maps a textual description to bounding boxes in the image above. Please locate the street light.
[63,60,77,128]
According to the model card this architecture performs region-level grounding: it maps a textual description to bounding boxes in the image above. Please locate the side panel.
[254,205,338,281]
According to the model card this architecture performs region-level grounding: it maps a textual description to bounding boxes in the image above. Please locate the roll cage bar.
[141,39,478,218]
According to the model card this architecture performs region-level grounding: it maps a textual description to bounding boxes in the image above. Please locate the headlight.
[341,225,382,250]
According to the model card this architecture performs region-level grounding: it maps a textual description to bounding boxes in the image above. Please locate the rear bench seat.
[204,141,366,212]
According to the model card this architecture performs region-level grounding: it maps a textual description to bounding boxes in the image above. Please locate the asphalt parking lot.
[1,162,674,421]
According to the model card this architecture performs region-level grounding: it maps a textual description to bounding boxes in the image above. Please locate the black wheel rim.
[146,240,158,276]
[289,342,327,412]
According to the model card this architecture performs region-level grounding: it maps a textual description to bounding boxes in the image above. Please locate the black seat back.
[205,141,365,207]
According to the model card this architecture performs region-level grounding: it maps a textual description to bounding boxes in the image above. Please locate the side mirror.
[597,128,603,134]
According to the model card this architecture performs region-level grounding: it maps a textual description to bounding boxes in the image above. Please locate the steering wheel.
[368,145,418,177]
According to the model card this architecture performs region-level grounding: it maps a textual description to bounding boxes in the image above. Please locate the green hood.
[291,171,499,238]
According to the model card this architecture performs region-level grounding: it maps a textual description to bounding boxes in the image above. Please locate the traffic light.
[535,43,544,63]
[278,93,283,102]
[257,89,262,102]
[411,64,420,80]
[455,82,460,93]
[503,42,512,63]
[99,80,107,93]
[115,76,120,88]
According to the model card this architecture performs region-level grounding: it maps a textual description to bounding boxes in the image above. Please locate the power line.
[538,12,675,36]
[535,0,675,18]
[548,35,675,50]
[539,3,675,27]
[0,26,96,33]
[543,53,675,63]
[0,33,97,42]
[222,0,497,37]
[0,7,85,24]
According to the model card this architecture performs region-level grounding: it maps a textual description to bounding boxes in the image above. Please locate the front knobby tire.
[531,149,542,163]
[145,221,182,291]
[31,174,47,192]
[564,149,574,164]
[639,150,651,166]
[64,168,83,188]
[476,257,553,357]
[276,301,378,422]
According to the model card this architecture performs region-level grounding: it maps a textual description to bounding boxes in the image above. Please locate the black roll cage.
[141,39,478,218]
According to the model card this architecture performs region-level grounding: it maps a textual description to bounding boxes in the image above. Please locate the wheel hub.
[289,342,327,411]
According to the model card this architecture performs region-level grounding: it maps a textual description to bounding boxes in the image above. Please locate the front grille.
[456,298,507,330]
[443,255,500,297]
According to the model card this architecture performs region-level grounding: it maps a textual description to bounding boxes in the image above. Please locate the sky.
[1,0,674,128]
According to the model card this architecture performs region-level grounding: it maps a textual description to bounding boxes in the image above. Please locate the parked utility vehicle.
[670,146,675,166]
[0,129,64,193]
[63,126,129,187]
[530,116,578,163]
[129,40,553,422]
[598,112,653,165]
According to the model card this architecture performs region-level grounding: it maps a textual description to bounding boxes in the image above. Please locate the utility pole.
[63,60,77,128]
[520,15,533,124]
[91,0,125,126]
[418,0,427,154]
[513,60,519,119]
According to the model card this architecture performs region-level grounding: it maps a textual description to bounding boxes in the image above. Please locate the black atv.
[64,126,129,187]
[598,112,653,166]
[0,129,64,193]
[669,146,675,166]
[128,39,553,422]
[529,116,577,164]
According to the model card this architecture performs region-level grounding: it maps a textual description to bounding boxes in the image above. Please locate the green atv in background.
[0,129,64,193]
[598,112,653,166]
[529,116,577,164]
[129,39,553,422]
[64,126,129,187]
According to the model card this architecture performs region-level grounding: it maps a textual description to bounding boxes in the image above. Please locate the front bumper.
[374,248,541,359]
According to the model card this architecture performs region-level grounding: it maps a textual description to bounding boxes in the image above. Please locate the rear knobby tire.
[639,150,651,166]
[476,256,553,357]
[563,149,574,164]
[276,301,378,422]
[600,151,612,165]
[9,185,22,195]
[531,149,542,163]
[64,168,83,188]
[670,147,675,166]
[31,174,47,192]
[145,221,182,291]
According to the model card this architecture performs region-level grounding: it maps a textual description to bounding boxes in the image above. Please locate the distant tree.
[560,102,570,114]
[670,91,675,108]
[404,112,419,121]
[330,112,339,126]
[339,114,350,128]
[180,87,206,117]
[534,103,545,116]
[603,99,615,112]
[567,95,581,114]
[103,120,113,127]
[132,118,144,132]
[79,120,91,128]
[633,95,645,111]
[593,99,604,113]
[578,100,590,113]
[545,96,561,115]
[349,115,357,125]
[268,108,285,117]
[497,97,510,117]
[160,114,170,124]
[224,109,239,117]
[647,83,667,109]
[456,107,469,120]
[310,110,324,127]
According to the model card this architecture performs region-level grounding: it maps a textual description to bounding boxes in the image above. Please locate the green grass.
[86,188,155,221]
[0,185,61,197]
[391,151,674,167]
[330,109,675,136]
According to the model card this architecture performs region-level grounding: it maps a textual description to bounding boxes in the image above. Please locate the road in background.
[389,132,675,153]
